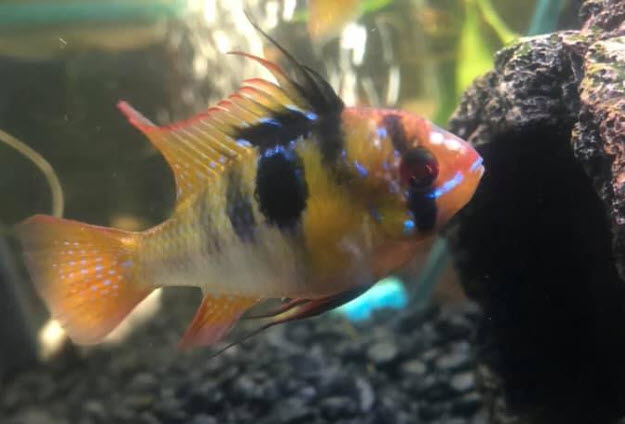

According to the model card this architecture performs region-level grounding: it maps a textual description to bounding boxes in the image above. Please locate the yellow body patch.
[296,139,364,279]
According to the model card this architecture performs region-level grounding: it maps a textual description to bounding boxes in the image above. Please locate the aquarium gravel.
[0,300,485,424]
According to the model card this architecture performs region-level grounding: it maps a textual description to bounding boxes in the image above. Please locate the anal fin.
[179,294,259,349]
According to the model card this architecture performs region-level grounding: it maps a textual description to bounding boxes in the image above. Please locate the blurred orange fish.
[308,0,362,40]
[16,23,483,348]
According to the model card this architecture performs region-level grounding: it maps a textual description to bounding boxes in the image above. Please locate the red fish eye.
[399,147,439,189]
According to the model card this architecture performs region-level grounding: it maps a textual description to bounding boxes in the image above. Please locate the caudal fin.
[15,215,152,344]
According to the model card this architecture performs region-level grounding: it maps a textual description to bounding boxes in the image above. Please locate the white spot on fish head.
[430,131,444,145]
[444,137,465,152]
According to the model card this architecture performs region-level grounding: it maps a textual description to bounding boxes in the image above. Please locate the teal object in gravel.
[336,277,408,322]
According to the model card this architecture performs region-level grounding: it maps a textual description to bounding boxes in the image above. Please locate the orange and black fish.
[15,24,483,348]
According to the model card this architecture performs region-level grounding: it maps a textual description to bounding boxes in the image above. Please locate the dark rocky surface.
[0,301,487,424]
[445,0,625,423]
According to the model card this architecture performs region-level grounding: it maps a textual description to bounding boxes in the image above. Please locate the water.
[4,1,623,423]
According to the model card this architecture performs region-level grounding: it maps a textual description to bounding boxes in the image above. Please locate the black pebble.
[0,302,484,424]
[320,396,359,420]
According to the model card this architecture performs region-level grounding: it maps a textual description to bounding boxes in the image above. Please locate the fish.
[307,0,363,40]
[15,22,484,349]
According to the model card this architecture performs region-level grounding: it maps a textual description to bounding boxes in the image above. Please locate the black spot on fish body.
[197,195,222,253]
[234,108,343,165]
[225,172,256,242]
[382,114,408,153]
[316,113,343,164]
[235,109,312,151]
[255,146,308,228]
[231,27,344,165]
[407,189,437,231]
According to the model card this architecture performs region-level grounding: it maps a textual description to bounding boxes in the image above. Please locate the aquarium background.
[0,1,601,424]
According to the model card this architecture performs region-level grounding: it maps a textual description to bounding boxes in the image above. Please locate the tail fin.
[15,215,152,344]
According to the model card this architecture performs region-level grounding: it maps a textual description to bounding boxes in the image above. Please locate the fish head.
[401,118,485,234]
[340,109,484,242]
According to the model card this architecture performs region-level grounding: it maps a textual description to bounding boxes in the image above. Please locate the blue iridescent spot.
[470,157,484,172]
[428,172,464,199]
[285,104,318,121]
[403,219,416,236]
[305,111,319,121]
[259,117,282,127]
[236,138,252,148]
[263,145,288,158]
[376,126,388,139]
[354,161,369,178]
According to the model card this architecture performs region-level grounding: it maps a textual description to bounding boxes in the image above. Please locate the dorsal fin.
[118,23,343,206]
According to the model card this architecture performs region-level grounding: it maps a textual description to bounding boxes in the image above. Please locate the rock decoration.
[445,0,625,422]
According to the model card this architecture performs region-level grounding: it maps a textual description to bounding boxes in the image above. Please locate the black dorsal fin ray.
[244,12,344,116]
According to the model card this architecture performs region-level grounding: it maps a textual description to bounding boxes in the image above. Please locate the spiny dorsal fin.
[118,26,342,206]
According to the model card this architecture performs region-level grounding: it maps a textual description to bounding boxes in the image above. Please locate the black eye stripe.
[381,114,408,153]
[408,190,437,231]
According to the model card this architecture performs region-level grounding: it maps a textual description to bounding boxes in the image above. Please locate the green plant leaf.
[456,0,494,93]
[476,0,519,44]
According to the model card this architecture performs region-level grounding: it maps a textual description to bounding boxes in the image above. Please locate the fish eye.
[399,147,439,190]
